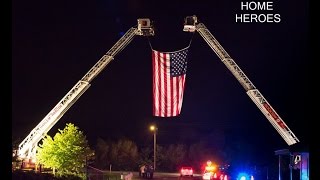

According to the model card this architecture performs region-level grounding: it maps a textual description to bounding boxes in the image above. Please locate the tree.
[160,144,187,172]
[36,123,94,179]
[94,138,111,169]
[188,141,211,172]
[138,146,153,166]
[109,138,139,170]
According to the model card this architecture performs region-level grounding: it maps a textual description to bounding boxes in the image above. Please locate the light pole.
[150,125,157,171]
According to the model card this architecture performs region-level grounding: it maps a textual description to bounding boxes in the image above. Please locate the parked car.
[180,166,194,177]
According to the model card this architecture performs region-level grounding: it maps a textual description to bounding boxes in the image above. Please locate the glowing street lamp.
[150,125,157,171]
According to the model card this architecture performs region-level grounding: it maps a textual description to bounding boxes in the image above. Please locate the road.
[87,170,204,180]
[131,172,202,180]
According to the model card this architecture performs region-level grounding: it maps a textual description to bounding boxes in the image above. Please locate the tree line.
[12,123,277,180]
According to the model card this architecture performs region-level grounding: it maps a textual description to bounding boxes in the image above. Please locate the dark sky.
[12,0,309,163]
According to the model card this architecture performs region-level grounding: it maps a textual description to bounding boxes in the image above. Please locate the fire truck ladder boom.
[18,19,155,160]
[183,15,299,146]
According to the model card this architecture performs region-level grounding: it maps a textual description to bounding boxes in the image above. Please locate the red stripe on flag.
[175,76,179,116]
[164,53,168,117]
[170,75,174,116]
[157,51,162,116]
[152,51,156,116]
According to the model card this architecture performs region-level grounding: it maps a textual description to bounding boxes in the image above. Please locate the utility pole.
[150,125,157,171]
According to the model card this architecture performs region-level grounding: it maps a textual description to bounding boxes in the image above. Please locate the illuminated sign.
[262,102,286,129]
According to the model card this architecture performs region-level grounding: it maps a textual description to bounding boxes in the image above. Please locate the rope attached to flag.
[146,32,195,51]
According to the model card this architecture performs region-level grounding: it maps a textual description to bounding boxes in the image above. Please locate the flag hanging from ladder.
[152,47,189,117]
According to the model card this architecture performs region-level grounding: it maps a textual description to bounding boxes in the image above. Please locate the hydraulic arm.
[17,19,154,160]
[183,15,299,145]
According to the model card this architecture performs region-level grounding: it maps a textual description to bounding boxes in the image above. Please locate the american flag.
[152,48,189,117]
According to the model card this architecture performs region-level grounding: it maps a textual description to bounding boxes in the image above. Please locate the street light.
[150,125,157,171]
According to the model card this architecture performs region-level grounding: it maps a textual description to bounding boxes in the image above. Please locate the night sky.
[12,0,309,164]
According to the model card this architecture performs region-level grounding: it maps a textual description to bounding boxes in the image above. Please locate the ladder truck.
[183,15,299,146]
[16,18,155,168]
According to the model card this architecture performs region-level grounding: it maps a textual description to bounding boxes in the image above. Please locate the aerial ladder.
[183,15,299,146]
[16,18,155,165]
